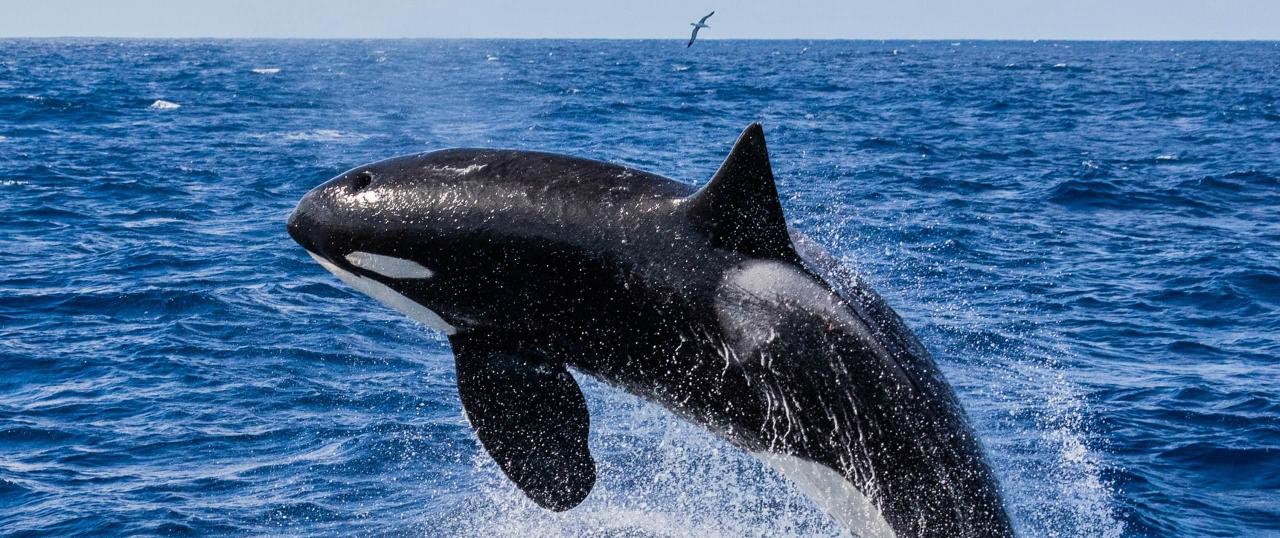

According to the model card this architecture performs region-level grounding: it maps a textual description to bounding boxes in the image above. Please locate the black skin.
[288,124,1015,537]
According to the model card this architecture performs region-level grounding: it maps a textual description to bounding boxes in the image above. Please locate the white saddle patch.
[344,251,435,279]
[752,452,897,538]
[309,251,456,335]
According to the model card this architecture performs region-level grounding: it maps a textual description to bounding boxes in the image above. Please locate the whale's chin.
[306,251,457,335]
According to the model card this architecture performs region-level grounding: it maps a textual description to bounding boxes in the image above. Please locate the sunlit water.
[2,39,1278,536]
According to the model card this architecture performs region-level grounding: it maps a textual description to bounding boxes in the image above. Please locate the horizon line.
[5,36,1280,42]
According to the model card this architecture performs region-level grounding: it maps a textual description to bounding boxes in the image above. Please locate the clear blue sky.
[3,0,1278,40]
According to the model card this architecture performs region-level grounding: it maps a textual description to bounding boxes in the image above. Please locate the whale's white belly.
[753,452,896,538]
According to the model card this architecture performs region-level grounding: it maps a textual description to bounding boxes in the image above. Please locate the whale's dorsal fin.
[687,123,798,260]
[450,333,595,511]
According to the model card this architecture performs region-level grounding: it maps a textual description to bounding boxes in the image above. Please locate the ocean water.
[2,39,1278,537]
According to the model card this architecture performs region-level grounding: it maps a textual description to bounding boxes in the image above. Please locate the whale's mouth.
[304,250,457,335]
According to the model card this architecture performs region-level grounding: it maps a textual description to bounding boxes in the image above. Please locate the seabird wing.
[688,26,701,47]
[699,11,715,24]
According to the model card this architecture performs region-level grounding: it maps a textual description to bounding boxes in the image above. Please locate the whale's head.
[287,151,531,335]
[288,124,794,337]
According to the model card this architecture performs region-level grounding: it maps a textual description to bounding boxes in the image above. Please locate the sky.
[2,0,1278,40]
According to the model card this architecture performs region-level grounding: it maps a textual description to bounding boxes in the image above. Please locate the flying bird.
[687,11,714,48]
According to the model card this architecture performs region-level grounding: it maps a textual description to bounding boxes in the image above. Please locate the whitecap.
[149,99,180,110]
[251,67,281,75]
[1156,154,1178,161]
[673,64,691,72]
[122,217,183,229]
[485,54,499,62]
[283,129,345,141]
[278,129,367,142]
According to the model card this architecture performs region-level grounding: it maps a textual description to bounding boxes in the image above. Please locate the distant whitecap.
[276,129,368,142]
[149,99,180,110]
[251,67,281,75]
[283,129,343,141]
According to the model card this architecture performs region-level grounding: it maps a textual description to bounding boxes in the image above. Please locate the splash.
[802,205,1127,537]
[435,375,847,537]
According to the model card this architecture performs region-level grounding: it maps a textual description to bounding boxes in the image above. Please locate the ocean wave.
[3,39,1276,537]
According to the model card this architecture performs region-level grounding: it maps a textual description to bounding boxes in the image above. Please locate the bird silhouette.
[687,11,715,48]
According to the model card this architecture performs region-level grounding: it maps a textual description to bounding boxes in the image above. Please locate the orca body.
[287,124,1014,537]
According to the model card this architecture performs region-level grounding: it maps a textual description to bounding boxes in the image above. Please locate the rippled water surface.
[2,40,1278,536]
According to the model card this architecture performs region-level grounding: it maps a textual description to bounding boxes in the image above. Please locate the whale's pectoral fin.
[687,122,798,261]
[450,334,596,511]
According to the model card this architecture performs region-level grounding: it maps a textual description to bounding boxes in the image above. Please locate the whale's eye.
[351,171,373,191]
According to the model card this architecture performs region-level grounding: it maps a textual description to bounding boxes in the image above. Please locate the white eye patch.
[344,251,435,279]
[308,251,456,335]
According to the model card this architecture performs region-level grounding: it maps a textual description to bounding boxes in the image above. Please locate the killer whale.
[287,124,1015,537]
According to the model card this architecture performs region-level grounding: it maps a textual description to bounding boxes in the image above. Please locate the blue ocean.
[2,39,1278,536]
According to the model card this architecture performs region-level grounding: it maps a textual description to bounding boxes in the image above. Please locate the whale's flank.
[287,123,1014,536]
